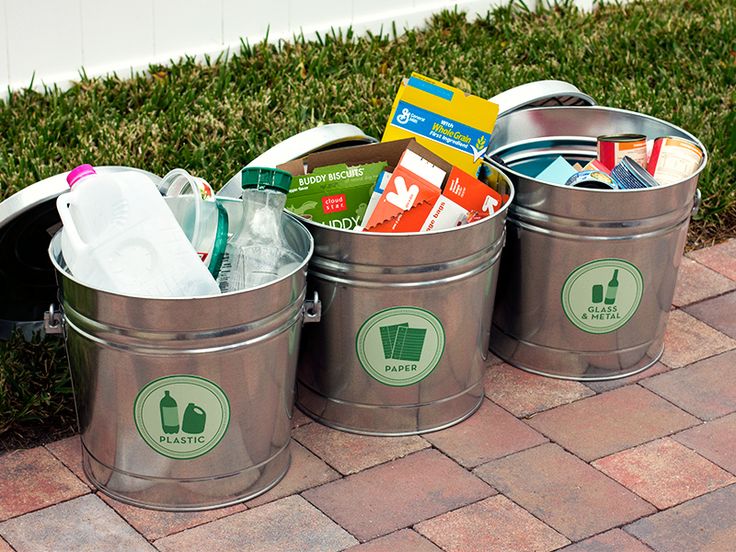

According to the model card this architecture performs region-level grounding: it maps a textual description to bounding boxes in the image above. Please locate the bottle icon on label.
[160,390,179,434]
[604,269,619,305]
[182,403,207,434]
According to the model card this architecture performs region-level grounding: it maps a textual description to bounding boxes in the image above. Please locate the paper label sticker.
[356,307,445,387]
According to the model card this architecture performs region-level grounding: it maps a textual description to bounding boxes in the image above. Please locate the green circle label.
[561,258,644,334]
[133,375,230,460]
[356,307,445,387]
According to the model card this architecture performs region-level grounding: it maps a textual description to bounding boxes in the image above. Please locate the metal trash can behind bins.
[487,105,707,380]
[47,211,319,511]
[296,164,514,436]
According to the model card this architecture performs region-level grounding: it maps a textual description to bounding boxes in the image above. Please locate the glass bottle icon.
[604,269,619,305]
[160,390,179,434]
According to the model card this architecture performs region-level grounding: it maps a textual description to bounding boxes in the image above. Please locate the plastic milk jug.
[56,164,221,297]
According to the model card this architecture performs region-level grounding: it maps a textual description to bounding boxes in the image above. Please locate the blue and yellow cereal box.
[382,73,499,177]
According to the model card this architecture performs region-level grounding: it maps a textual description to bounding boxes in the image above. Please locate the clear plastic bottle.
[217,167,300,292]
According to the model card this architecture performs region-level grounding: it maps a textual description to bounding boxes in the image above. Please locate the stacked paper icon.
[379,323,427,362]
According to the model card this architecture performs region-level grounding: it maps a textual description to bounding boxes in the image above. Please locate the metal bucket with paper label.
[295,164,514,436]
[486,100,707,380]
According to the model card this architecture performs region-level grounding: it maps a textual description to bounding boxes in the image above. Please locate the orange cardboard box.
[363,148,446,233]
[421,166,503,232]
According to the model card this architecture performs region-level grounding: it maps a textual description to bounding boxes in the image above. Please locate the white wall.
[0,0,518,94]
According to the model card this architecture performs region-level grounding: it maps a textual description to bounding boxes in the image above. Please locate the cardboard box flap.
[363,148,445,232]
[277,138,451,177]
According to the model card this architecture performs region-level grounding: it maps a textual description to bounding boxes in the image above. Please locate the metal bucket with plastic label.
[47,213,319,511]
[296,164,514,435]
[487,106,707,380]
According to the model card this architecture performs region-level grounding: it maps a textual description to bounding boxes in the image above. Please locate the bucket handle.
[692,189,701,218]
[303,291,321,324]
[44,304,64,336]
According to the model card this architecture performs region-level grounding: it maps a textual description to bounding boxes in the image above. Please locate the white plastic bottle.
[217,167,300,292]
[56,164,221,297]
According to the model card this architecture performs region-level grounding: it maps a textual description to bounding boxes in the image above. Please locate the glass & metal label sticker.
[134,375,230,460]
[356,306,445,387]
[561,258,644,334]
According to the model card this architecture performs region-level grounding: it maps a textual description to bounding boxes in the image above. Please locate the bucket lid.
[217,123,377,198]
[0,167,162,339]
[489,80,596,117]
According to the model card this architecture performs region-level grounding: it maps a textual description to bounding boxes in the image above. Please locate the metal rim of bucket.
[515,352,662,382]
[489,105,708,194]
[47,211,315,301]
[296,394,485,438]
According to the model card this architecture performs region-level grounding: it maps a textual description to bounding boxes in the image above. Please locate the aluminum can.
[648,136,705,186]
[611,157,659,190]
[597,134,647,170]
[565,170,617,190]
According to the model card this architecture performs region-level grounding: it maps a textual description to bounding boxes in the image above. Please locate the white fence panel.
[80,0,155,77]
[0,0,552,93]
[5,0,83,89]
[154,0,222,61]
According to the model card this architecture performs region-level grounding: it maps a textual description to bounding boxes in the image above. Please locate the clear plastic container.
[161,168,229,278]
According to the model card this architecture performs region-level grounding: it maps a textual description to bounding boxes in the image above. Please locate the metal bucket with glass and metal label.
[486,105,707,380]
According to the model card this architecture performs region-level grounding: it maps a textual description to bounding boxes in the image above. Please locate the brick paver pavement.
[1,242,736,550]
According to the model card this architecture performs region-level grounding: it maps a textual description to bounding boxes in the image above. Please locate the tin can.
[565,170,617,190]
[597,134,647,171]
[611,157,659,190]
[647,136,704,186]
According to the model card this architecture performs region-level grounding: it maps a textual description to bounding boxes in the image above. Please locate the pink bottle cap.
[67,164,96,187]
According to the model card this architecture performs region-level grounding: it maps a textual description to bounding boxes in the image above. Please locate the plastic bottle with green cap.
[217,167,299,291]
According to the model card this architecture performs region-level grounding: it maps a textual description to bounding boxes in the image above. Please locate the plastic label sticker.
[356,307,445,387]
[134,375,230,460]
[561,258,644,334]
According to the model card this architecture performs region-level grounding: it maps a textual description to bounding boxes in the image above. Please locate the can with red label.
[647,136,704,186]
[597,134,648,171]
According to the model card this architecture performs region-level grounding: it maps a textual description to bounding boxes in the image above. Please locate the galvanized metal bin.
[48,213,318,511]
[487,106,707,380]
[296,164,514,435]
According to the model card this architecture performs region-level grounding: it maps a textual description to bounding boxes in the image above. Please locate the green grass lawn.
[1,0,735,449]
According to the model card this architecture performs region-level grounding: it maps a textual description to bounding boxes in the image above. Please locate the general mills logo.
[397,107,412,124]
